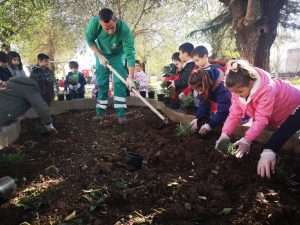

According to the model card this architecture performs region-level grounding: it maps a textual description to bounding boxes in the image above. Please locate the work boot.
[117,117,128,125]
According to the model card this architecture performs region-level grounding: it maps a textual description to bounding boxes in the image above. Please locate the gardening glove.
[199,123,212,136]
[178,92,185,100]
[126,77,136,90]
[190,118,198,132]
[257,149,276,178]
[233,137,251,158]
[44,123,58,134]
[215,133,230,151]
[97,53,108,66]
[168,80,175,89]
[0,81,7,90]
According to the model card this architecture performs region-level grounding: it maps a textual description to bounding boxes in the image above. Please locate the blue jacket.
[196,81,231,128]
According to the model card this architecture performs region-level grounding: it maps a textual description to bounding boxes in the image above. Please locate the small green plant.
[217,139,236,156]
[175,123,193,137]
[225,143,236,156]
[0,153,24,166]
[180,95,194,109]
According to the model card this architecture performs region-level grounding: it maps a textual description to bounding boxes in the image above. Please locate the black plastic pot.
[157,94,165,102]
[127,152,143,171]
[57,94,65,101]
[148,91,155,99]
[163,96,171,105]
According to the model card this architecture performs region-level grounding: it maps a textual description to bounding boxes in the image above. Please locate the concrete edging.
[1,97,299,152]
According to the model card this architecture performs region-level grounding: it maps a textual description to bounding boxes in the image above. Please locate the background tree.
[191,0,300,70]
[0,0,51,45]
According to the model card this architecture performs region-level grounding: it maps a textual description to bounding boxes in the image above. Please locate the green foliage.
[0,153,24,166]
[225,143,236,156]
[289,77,300,86]
[15,9,78,66]
[180,95,194,109]
[175,123,193,137]
[217,139,235,156]
[219,207,233,215]
[0,0,52,43]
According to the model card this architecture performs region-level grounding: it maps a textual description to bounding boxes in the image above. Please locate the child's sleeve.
[175,66,192,90]
[121,23,135,68]
[196,96,210,120]
[244,89,274,142]
[80,73,87,85]
[85,17,100,46]
[208,89,231,128]
[30,69,41,88]
[222,95,243,136]
[24,86,52,125]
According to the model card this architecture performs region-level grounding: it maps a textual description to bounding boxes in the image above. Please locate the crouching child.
[189,69,231,136]
[0,76,56,134]
[215,60,300,178]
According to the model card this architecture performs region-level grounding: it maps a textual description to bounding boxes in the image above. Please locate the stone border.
[1,97,299,152]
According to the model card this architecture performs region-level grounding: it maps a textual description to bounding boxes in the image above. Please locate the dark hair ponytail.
[225,60,257,88]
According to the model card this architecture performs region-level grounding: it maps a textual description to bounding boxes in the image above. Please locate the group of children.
[162,42,300,178]
[1,43,300,178]
[0,51,56,132]
[0,49,89,134]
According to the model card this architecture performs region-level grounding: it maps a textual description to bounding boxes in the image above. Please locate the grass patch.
[0,153,25,166]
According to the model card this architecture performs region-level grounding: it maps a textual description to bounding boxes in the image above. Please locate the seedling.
[217,139,236,156]
[180,95,194,109]
[0,153,24,166]
[175,123,193,137]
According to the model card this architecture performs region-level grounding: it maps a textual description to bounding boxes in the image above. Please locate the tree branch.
[132,0,148,32]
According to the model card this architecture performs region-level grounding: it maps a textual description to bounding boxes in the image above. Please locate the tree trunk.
[225,0,286,71]
[48,29,56,73]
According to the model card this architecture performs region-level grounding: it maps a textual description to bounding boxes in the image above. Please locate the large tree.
[0,0,51,45]
[192,0,300,70]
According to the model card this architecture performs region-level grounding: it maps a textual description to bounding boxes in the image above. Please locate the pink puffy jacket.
[222,68,300,142]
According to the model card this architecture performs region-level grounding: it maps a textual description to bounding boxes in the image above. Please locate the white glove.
[76,83,81,89]
[215,133,230,150]
[257,149,276,178]
[45,123,58,134]
[0,81,7,90]
[168,80,175,88]
[178,92,185,100]
[68,84,74,90]
[199,123,212,135]
[126,77,136,90]
[190,119,198,132]
[233,137,251,158]
[97,53,108,66]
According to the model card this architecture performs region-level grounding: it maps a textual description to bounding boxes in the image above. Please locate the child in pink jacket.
[215,60,300,178]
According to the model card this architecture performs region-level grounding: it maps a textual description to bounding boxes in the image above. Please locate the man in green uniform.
[85,8,136,124]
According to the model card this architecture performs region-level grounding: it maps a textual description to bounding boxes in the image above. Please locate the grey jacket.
[7,66,26,78]
[0,76,52,127]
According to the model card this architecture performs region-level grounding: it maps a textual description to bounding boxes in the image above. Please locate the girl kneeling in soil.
[215,60,300,178]
[189,69,231,136]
